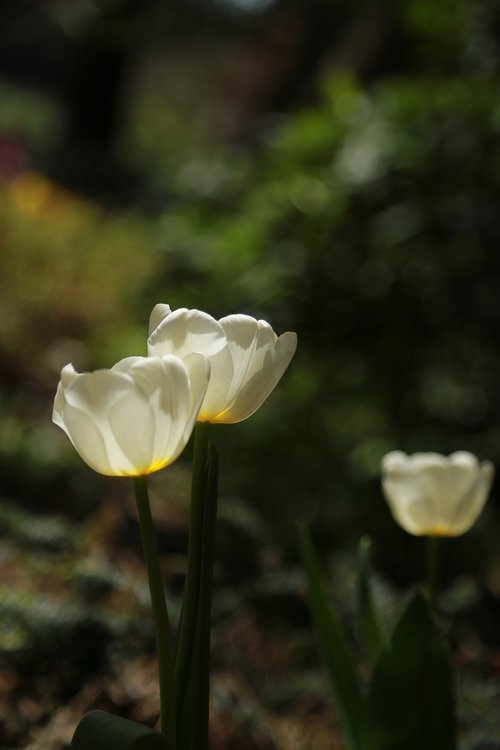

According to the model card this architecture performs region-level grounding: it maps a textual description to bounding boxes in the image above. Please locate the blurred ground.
[2,473,500,749]
[0,483,342,750]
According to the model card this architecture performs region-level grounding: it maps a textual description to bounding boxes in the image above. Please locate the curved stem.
[426,534,440,614]
[174,421,210,721]
[133,476,175,744]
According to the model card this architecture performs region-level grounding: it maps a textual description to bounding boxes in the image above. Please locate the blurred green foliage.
[0,0,499,589]
[143,74,500,570]
[4,71,500,575]
[1,1,500,746]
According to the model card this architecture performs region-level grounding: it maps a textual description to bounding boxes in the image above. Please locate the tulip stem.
[133,475,175,745]
[174,421,210,727]
[192,443,219,750]
[426,535,440,613]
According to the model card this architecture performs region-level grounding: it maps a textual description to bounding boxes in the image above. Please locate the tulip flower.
[52,354,209,476]
[381,450,494,537]
[147,304,297,424]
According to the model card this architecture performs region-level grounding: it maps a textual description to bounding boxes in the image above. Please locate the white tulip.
[381,451,494,537]
[147,304,297,424]
[53,354,209,476]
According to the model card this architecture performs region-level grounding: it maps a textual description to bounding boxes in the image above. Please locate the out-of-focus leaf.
[357,537,387,669]
[70,710,172,750]
[299,525,363,750]
[362,592,456,750]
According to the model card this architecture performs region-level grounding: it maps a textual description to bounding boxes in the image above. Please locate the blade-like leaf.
[357,537,387,669]
[70,711,172,750]
[362,591,456,750]
[299,525,363,750]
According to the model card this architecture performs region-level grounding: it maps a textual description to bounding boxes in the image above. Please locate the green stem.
[192,443,219,750]
[133,476,175,745]
[174,421,210,722]
[426,535,440,613]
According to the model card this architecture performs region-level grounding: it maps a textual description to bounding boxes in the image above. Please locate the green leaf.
[298,525,363,750]
[357,537,387,669]
[70,711,173,750]
[362,591,456,750]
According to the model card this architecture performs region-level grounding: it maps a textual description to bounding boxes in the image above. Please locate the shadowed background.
[1,1,500,748]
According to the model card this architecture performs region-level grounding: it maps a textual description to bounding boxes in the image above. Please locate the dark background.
[1,1,500,747]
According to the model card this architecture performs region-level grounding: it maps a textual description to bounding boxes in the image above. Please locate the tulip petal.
[219,315,265,407]
[52,364,79,429]
[59,401,119,476]
[64,367,149,475]
[108,390,157,475]
[382,465,433,536]
[52,353,208,477]
[148,308,227,359]
[181,353,211,440]
[147,304,297,424]
[197,346,234,421]
[118,356,192,472]
[449,460,494,535]
[148,303,172,336]
[218,330,297,423]
[412,453,479,532]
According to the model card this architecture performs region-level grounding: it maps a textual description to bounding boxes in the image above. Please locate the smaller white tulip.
[381,451,494,537]
[53,354,209,476]
[147,304,297,424]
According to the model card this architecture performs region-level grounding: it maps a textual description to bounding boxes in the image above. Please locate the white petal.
[153,356,194,465]
[410,452,450,469]
[179,352,210,440]
[52,357,202,476]
[411,455,478,528]
[52,381,68,431]
[381,466,433,535]
[111,356,147,373]
[219,315,263,407]
[381,451,412,471]
[448,460,494,535]
[130,356,193,470]
[52,364,78,429]
[147,306,297,424]
[62,367,132,415]
[197,346,234,421]
[63,368,143,474]
[60,401,120,475]
[148,307,227,359]
[148,303,172,336]
[107,387,157,475]
[217,330,297,423]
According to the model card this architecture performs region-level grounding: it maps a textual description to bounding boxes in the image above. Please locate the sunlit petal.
[148,304,297,424]
[52,354,209,477]
[148,307,227,359]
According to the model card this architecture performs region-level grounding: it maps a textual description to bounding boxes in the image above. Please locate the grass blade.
[299,525,363,750]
